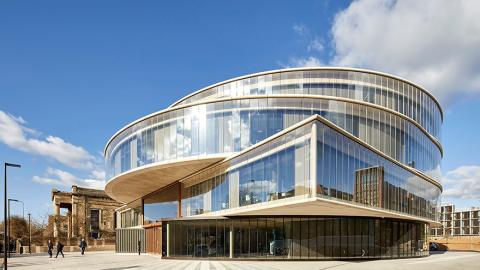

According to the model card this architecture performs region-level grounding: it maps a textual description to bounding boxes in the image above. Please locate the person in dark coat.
[79,238,87,255]
[47,240,53,258]
[55,241,64,258]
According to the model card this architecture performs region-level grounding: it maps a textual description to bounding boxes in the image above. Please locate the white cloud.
[281,56,324,68]
[90,169,105,180]
[330,0,480,105]
[308,37,324,52]
[33,167,106,190]
[442,165,480,200]
[82,178,106,190]
[0,110,95,170]
[291,23,325,57]
[280,22,326,68]
[33,168,77,186]
[293,23,309,36]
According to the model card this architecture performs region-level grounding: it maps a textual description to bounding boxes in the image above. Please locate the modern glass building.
[106,67,443,259]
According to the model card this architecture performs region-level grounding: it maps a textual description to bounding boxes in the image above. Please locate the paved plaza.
[4,251,480,270]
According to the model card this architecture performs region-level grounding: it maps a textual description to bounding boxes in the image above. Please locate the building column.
[54,203,60,215]
[178,183,182,218]
[72,202,77,237]
[53,203,60,238]
[229,224,234,259]
[67,208,72,238]
[53,222,58,238]
[99,209,103,231]
[166,223,170,257]
[310,122,318,198]
[83,197,88,238]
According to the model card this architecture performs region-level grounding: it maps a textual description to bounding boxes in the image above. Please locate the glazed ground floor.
[160,216,429,260]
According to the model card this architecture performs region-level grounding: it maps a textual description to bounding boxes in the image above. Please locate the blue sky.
[1,0,479,220]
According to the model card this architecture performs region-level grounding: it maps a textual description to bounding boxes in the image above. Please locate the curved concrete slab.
[105,156,227,203]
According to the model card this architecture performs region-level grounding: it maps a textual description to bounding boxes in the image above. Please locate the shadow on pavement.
[100,267,140,270]
[430,251,448,255]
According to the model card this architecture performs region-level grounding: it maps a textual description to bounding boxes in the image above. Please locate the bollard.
[138,240,141,255]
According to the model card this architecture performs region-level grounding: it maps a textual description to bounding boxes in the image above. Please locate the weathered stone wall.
[49,185,123,243]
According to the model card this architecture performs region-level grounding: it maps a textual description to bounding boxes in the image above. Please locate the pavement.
[3,251,480,270]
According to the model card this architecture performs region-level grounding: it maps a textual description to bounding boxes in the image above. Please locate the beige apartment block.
[430,204,480,237]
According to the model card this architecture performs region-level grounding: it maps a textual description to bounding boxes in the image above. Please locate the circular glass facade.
[106,97,441,181]
[105,68,442,182]
[107,68,443,260]
[170,68,442,139]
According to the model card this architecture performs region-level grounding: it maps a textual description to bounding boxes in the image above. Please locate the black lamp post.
[28,213,31,254]
[8,199,23,219]
[8,199,24,258]
[4,162,21,270]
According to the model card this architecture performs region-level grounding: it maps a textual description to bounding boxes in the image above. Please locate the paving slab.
[3,251,480,270]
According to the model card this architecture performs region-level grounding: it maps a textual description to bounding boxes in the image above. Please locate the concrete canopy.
[105,156,227,204]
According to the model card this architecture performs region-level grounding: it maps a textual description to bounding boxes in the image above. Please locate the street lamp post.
[7,199,9,259]
[8,199,23,219]
[4,162,21,270]
[28,213,31,254]
[8,199,24,258]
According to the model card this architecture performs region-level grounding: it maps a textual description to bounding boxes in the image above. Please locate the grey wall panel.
[116,228,146,253]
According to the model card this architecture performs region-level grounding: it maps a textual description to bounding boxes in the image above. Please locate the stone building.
[50,185,122,240]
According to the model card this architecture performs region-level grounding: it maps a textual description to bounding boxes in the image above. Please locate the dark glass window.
[90,209,100,239]
[166,217,435,260]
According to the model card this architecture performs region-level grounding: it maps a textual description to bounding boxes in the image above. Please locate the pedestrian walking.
[47,240,53,258]
[55,241,64,258]
[79,238,87,255]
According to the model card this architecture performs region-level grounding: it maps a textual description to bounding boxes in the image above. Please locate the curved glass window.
[170,70,442,140]
[106,97,441,181]
[315,123,440,220]
[180,118,440,221]
[165,217,429,259]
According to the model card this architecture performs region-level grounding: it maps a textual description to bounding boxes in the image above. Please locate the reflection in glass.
[165,217,428,259]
